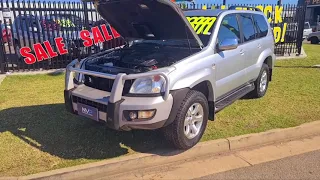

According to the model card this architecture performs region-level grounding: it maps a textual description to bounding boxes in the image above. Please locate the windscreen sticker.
[186,16,217,35]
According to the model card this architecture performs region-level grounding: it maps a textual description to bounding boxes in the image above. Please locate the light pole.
[277,0,282,6]
[223,0,226,5]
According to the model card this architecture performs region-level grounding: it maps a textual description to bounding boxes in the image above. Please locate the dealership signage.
[20,24,121,65]
[194,5,288,44]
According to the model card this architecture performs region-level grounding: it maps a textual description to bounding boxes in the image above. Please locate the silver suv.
[64,1,275,149]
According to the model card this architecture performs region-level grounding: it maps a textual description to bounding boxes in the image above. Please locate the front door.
[215,13,247,99]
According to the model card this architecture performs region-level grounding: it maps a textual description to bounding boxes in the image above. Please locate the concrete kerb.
[0,75,6,86]
[0,69,66,87]
[5,69,66,76]
[276,47,307,60]
[16,120,320,180]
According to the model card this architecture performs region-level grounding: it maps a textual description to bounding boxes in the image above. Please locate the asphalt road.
[197,150,320,180]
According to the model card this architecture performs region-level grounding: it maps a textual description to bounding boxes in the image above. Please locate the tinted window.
[253,14,269,38]
[239,14,257,42]
[217,14,241,44]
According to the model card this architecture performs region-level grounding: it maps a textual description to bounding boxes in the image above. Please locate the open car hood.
[85,0,203,47]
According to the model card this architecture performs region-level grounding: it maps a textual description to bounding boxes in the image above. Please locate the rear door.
[238,13,260,83]
[248,14,272,80]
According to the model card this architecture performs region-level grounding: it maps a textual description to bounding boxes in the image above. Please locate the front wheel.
[162,90,209,150]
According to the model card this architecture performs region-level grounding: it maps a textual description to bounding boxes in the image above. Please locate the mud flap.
[163,88,190,127]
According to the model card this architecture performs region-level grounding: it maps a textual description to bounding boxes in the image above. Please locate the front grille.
[72,95,107,112]
[84,75,134,95]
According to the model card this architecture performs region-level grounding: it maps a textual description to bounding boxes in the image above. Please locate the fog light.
[129,111,138,120]
[138,110,156,119]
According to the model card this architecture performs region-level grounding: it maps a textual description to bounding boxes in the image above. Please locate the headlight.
[129,75,165,94]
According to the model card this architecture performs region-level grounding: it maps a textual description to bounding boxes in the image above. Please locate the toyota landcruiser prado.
[64,0,275,149]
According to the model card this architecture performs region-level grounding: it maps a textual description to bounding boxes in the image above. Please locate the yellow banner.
[191,5,288,43]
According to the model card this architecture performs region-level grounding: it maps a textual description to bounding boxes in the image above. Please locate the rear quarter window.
[253,14,269,38]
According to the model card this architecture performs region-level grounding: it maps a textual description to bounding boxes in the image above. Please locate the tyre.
[249,64,270,98]
[162,90,209,149]
[310,37,319,44]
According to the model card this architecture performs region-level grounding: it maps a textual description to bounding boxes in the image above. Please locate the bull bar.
[65,59,171,103]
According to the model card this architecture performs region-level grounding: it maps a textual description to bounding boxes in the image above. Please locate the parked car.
[64,1,275,149]
[303,22,313,39]
[307,31,320,44]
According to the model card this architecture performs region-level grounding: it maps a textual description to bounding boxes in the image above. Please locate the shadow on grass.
[274,65,319,69]
[0,104,179,160]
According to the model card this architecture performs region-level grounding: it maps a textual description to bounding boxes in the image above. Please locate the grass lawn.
[0,44,320,176]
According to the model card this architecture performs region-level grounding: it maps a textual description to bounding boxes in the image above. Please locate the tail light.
[312,27,316,32]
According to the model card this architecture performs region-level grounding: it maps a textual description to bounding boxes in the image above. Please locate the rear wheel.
[310,37,319,44]
[248,64,270,98]
[162,90,209,149]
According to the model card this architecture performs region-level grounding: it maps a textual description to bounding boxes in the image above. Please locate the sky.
[41,0,299,4]
[197,0,298,4]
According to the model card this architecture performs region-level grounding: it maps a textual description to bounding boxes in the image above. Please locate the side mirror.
[218,38,238,51]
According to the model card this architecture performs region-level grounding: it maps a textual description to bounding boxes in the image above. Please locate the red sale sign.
[20,24,121,65]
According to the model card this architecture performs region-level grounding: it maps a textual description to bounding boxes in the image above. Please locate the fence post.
[0,21,5,74]
[0,45,5,74]
[223,0,226,5]
[83,1,91,55]
[296,4,307,55]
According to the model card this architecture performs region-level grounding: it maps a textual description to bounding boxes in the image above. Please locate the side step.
[215,83,255,113]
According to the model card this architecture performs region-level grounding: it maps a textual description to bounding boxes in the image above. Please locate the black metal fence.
[0,1,307,73]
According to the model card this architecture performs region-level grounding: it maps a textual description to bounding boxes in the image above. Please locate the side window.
[253,14,269,38]
[217,14,241,45]
[239,14,257,42]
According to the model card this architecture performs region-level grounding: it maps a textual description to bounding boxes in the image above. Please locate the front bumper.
[65,59,173,130]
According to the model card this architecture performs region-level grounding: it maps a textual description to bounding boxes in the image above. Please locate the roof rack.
[228,6,262,12]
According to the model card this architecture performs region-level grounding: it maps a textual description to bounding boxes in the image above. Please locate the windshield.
[304,22,310,29]
[185,16,218,46]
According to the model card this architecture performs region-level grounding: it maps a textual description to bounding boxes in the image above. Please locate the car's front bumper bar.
[64,59,173,130]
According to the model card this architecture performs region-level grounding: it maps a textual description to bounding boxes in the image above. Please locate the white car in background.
[307,31,320,44]
[303,22,313,39]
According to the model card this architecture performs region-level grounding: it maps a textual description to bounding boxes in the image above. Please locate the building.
[300,0,320,27]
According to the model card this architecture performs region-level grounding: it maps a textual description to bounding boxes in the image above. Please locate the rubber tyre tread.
[162,90,209,150]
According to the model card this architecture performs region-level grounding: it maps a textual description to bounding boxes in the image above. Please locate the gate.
[0,1,307,74]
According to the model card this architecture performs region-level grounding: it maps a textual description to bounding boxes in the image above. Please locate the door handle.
[240,49,245,55]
